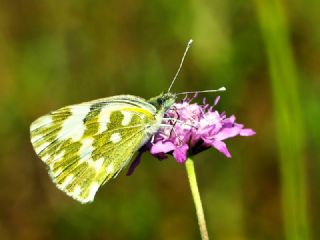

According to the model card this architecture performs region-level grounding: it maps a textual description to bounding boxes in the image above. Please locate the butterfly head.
[148,92,176,111]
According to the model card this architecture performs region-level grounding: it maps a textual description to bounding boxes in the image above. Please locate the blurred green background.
[0,0,319,239]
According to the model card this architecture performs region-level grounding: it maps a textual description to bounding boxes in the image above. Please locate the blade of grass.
[254,1,310,239]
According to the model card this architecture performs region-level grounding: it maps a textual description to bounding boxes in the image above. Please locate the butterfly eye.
[157,98,163,105]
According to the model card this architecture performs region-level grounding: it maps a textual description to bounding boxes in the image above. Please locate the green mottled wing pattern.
[30,95,159,203]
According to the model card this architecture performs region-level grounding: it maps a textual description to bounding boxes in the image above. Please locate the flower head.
[127,95,255,175]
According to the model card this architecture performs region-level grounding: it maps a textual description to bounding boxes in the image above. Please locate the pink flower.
[127,95,255,175]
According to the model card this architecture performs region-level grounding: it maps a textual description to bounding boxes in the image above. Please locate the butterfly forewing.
[30,96,158,203]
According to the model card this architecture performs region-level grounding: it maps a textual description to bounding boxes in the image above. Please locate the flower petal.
[240,128,256,136]
[173,144,189,163]
[214,96,220,106]
[210,141,232,158]
[214,126,242,141]
[150,141,176,154]
[127,150,144,176]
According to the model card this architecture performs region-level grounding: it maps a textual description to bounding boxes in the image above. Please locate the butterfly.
[30,93,177,203]
[30,40,224,203]
[29,39,195,204]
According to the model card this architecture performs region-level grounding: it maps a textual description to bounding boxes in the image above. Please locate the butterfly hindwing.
[30,96,158,203]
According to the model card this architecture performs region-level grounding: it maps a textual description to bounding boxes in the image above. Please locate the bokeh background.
[0,0,319,239]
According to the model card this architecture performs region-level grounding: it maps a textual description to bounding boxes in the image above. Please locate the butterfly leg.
[150,134,155,145]
[159,124,183,146]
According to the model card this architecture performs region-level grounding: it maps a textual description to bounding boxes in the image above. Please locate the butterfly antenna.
[176,87,226,96]
[167,39,193,93]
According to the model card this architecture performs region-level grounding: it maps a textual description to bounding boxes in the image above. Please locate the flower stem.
[185,157,209,240]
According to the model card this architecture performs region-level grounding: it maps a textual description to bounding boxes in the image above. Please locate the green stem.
[185,157,209,240]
